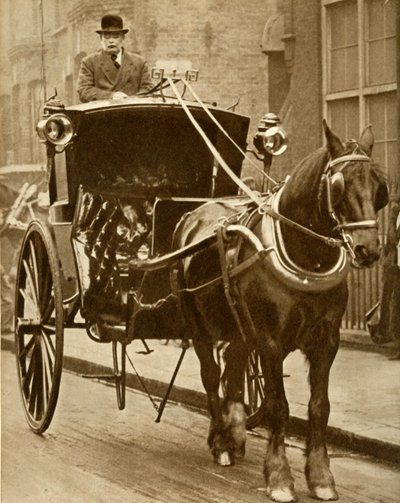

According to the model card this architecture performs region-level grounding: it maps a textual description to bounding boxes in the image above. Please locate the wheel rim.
[15,223,63,433]
[112,340,126,410]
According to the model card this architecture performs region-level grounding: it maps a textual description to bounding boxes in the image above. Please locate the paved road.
[2,350,399,503]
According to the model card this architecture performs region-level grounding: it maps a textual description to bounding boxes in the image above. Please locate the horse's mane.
[281,146,329,216]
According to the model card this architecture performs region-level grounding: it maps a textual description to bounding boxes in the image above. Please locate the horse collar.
[259,189,350,292]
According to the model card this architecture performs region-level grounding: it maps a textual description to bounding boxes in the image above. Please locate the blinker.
[330,172,345,207]
[375,182,389,212]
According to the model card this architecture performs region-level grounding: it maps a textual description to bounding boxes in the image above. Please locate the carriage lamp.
[36,113,74,146]
[253,113,288,156]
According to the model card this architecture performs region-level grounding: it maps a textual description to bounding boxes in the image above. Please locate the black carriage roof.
[52,95,250,122]
[47,95,251,200]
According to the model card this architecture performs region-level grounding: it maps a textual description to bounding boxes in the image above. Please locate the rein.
[167,80,377,256]
[258,199,343,248]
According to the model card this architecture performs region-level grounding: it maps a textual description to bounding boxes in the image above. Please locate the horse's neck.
[278,149,340,271]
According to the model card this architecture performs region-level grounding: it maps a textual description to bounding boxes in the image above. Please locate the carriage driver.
[77,14,153,103]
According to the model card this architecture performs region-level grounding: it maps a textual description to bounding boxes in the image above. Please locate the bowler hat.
[96,14,129,34]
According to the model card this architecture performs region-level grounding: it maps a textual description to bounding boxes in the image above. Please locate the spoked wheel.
[244,349,265,429]
[14,221,64,434]
[112,340,126,410]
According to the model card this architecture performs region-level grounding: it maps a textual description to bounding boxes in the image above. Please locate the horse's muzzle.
[352,242,381,268]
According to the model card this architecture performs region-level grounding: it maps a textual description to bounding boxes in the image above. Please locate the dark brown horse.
[172,122,388,502]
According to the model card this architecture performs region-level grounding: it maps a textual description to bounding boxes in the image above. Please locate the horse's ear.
[323,120,343,159]
[359,124,374,156]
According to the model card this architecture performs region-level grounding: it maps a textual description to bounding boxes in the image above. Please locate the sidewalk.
[2,330,400,464]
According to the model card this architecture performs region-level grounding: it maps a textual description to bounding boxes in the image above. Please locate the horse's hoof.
[234,447,245,460]
[310,486,338,501]
[217,451,233,466]
[267,487,298,502]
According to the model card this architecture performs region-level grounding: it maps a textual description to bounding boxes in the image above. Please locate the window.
[323,0,397,172]
[366,0,397,86]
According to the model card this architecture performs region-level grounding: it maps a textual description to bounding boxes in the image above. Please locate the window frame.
[322,0,397,130]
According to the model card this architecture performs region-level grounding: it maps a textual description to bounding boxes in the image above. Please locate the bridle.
[256,149,380,263]
[323,150,379,260]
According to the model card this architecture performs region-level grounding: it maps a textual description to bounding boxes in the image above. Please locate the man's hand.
[112,91,128,99]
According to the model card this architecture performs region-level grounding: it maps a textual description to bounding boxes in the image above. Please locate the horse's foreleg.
[262,344,297,503]
[305,331,339,501]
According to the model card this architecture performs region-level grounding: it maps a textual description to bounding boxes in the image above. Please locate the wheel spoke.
[33,343,45,420]
[19,287,38,317]
[18,334,36,361]
[41,332,56,375]
[245,351,265,416]
[39,267,53,315]
[41,328,56,359]
[28,239,40,299]
[41,295,55,324]
[25,345,39,411]
[22,343,36,396]
[22,259,40,313]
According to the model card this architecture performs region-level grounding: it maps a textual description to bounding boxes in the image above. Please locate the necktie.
[111,54,120,69]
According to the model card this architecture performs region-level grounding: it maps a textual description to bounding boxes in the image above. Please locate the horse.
[171,121,388,502]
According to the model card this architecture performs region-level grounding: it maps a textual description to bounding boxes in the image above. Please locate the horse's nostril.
[354,245,369,259]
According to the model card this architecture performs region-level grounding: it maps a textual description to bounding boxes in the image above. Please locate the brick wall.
[290,0,322,163]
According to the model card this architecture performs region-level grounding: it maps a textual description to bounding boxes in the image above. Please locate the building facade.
[264,0,399,329]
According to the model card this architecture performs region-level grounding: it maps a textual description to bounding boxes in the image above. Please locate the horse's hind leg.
[305,327,339,501]
[192,335,233,465]
[220,338,248,460]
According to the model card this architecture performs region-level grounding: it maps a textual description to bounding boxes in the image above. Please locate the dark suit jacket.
[77,49,153,103]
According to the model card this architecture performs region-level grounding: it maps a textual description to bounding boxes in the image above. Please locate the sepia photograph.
[1,1,399,502]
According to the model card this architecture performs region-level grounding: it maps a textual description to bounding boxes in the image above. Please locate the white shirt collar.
[115,48,123,66]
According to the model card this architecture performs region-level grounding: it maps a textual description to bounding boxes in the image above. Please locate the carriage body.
[44,97,250,312]
[14,91,272,433]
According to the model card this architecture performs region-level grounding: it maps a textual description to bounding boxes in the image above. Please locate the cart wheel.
[14,221,64,434]
[244,349,265,429]
[112,340,126,410]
